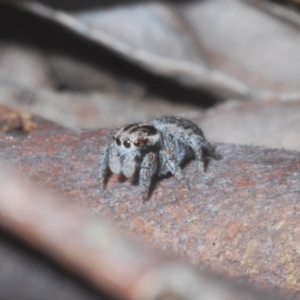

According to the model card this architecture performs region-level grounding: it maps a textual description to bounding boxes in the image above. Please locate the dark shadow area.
[267,0,300,10]
[0,228,115,300]
[0,2,218,108]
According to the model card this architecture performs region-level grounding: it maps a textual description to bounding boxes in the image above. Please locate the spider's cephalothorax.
[99,116,216,203]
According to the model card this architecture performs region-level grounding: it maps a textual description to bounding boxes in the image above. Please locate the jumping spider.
[99,116,217,203]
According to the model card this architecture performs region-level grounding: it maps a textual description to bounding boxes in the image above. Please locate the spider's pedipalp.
[122,153,138,178]
[108,146,121,175]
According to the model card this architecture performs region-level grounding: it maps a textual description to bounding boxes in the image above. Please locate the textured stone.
[0,120,299,297]
[0,162,276,300]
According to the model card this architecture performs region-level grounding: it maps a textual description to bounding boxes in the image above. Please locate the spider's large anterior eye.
[115,137,121,146]
[123,140,131,148]
[133,140,139,146]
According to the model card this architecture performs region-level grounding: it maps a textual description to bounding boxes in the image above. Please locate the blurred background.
[1,1,300,300]
[1,0,300,149]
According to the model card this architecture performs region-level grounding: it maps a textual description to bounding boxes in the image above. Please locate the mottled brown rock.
[0,120,300,298]
[0,166,277,300]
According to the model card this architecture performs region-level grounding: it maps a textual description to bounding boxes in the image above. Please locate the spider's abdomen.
[150,116,204,138]
[150,116,207,176]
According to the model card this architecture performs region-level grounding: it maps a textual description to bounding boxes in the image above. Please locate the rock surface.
[1,119,299,298]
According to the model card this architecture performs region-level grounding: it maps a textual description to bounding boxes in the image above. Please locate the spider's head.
[113,124,161,152]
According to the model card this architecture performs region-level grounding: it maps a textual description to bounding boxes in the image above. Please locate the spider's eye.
[134,138,147,147]
[114,136,121,146]
[140,129,149,135]
[139,125,157,136]
[123,140,131,148]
